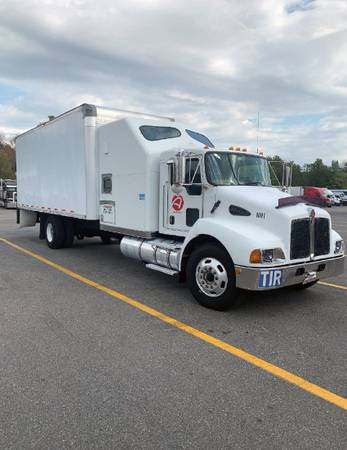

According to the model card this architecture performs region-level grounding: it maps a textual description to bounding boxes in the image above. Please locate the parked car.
[331,190,347,206]
[325,189,336,207]
[334,194,341,206]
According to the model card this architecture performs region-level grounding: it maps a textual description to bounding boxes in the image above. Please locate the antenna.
[256,111,260,152]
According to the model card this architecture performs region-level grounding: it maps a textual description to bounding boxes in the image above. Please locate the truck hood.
[215,186,329,219]
[212,186,332,263]
[217,185,289,208]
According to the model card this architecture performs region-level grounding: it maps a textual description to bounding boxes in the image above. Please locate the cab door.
[163,156,203,234]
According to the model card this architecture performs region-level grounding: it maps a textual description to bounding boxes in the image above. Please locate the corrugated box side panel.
[16,110,89,218]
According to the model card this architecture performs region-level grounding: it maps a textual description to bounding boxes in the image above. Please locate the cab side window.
[185,158,202,195]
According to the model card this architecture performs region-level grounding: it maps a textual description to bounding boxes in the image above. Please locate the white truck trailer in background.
[15,104,345,310]
[0,178,17,209]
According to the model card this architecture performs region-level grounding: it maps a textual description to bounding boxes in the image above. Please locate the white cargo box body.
[16,104,98,219]
[16,104,174,221]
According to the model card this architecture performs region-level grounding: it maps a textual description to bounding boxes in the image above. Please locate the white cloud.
[0,0,346,164]
[208,58,237,77]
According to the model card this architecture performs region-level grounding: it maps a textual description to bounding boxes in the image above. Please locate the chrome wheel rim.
[195,257,228,297]
[46,223,54,243]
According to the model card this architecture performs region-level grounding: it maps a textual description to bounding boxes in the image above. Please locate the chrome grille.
[290,219,310,259]
[314,218,330,256]
[290,217,330,260]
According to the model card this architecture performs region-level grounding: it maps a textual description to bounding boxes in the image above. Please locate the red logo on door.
[172,195,184,212]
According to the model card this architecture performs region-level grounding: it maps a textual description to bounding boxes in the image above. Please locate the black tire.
[45,216,66,249]
[295,280,318,289]
[63,219,74,248]
[186,244,239,310]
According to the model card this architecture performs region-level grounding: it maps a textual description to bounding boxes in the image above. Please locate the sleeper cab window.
[140,125,181,141]
[102,174,112,194]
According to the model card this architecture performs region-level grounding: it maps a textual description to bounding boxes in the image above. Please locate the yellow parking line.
[1,237,346,411]
[318,281,347,291]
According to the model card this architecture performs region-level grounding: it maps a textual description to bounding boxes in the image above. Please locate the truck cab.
[103,119,344,309]
[0,179,17,209]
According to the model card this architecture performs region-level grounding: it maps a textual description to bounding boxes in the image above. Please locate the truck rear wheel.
[186,244,238,310]
[63,219,74,248]
[100,235,111,244]
[45,216,66,249]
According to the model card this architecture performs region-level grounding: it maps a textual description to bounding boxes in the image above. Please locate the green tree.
[267,155,284,185]
[330,170,347,189]
[291,162,305,186]
[306,159,332,187]
[0,135,16,179]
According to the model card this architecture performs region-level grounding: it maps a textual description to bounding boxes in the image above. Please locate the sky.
[0,0,346,165]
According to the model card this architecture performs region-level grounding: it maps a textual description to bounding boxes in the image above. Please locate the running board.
[145,264,179,276]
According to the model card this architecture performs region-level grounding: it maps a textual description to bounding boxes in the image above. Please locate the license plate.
[258,269,283,288]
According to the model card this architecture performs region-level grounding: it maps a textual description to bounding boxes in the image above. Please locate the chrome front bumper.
[1,200,17,209]
[5,201,17,209]
[235,255,345,291]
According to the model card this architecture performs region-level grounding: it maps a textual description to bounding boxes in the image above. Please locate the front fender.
[180,217,285,268]
[331,229,344,253]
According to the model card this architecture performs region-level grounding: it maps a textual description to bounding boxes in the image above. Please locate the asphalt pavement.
[0,207,346,449]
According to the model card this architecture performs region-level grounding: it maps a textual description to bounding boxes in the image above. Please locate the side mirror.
[167,153,186,185]
[168,152,202,188]
[167,158,183,193]
[285,165,291,188]
[175,153,186,185]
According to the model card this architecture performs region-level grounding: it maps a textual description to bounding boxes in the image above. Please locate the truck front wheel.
[186,244,238,310]
[45,216,66,249]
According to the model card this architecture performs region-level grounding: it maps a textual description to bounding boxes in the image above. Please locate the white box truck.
[15,104,345,310]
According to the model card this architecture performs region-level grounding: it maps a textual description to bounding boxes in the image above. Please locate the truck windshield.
[205,152,272,186]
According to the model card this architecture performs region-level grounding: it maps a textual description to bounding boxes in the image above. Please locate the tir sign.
[258,269,282,288]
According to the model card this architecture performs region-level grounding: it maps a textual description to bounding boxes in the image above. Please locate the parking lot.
[0,207,346,449]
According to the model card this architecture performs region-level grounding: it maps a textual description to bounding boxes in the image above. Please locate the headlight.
[249,248,286,264]
[334,240,345,255]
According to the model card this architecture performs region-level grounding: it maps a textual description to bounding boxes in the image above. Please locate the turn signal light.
[249,249,262,264]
